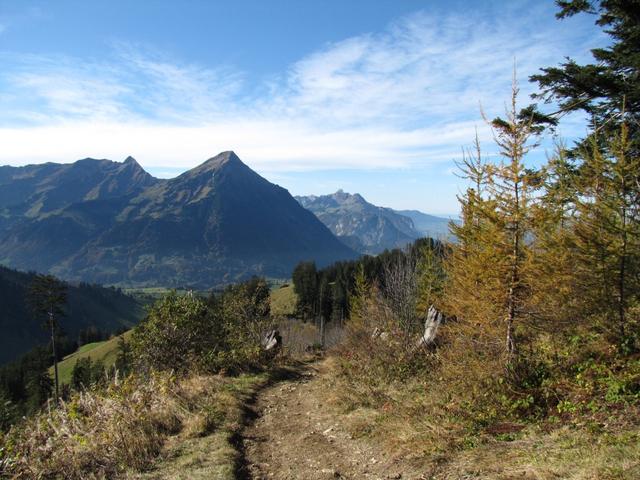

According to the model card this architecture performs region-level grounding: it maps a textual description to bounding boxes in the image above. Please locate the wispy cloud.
[0,5,601,173]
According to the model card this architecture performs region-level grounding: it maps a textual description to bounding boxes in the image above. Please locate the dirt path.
[238,359,409,480]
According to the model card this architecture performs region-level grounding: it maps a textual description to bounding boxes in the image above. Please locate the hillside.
[0,266,143,364]
[270,283,297,317]
[296,190,423,254]
[51,331,133,385]
[0,152,357,287]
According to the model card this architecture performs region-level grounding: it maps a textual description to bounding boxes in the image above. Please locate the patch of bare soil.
[238,359,415,480]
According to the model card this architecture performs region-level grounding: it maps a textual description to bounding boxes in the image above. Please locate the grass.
[270,283,297,317]
[1,369,272,479]
[321,354,640,479]
[327,294,640,479]
[426,423,640,479]
[129,372,270,480]
[50,330,133,385]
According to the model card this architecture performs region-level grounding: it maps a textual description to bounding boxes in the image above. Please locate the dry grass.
[277,317,344,356]
[0,371,267,479]
[130,372,268,480]
[322,353,640,479]
[327,290,640,478]
[428,423,640,479]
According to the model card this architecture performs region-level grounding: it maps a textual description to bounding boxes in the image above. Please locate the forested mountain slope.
[0,265,143,363]
[0,152,357,287]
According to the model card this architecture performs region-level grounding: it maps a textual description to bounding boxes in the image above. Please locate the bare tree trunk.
[49,311,59,403]
[618,204,627,341]
[506,137,521,367]
[506,224,519,365]
[506,288,516,363]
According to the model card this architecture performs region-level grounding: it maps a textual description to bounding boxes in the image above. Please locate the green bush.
[131,293,223,373]
[131,279,275,375]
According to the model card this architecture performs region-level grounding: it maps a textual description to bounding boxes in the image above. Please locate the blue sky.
[0,0,604,215]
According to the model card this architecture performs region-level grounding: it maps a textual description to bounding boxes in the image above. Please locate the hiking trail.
[237,358,413,480]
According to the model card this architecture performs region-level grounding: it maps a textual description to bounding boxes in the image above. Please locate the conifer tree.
[114,335,132,376]
[446,76,543,371]
[531,0,640,153]
[572,122,640,349]
[348,264,370,328]
[530,143,580,327]
[445,127,503,358]
[416,240,445,314]
[28,274,67,403]
[488,78,543,364]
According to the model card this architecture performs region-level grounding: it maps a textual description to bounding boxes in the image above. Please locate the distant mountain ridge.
[392,209,453,240]
[0,157,157,229]
[296,190,449,254]
[0,152,357,287]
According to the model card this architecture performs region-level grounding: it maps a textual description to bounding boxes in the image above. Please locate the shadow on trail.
[231,357,318,480]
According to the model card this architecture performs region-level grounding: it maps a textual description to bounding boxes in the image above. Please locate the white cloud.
[0,120,482,172]
[0,6,602,172]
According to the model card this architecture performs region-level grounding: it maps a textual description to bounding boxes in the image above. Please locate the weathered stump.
[416,305,445,349]
[262,329,282,353]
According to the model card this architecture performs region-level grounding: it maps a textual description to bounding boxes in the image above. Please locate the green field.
[51,330,133,385]
[270,283,297,316]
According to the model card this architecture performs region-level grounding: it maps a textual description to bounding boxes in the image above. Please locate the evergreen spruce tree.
[531,0,640,153]
[114,335,132,376]
[0,390,17,432]
[292,261,318,321]
[416,240,445,315]
[348,264,370,329]
[25,369,52,414]
[71,357,92,391]
[28,274,67,403]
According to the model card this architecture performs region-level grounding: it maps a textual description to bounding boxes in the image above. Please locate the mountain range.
[295,190,451,254]
[0,152,356,287]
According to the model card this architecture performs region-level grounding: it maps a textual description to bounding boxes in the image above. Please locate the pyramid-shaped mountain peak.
[181,151,250,182]
[201,151,243,169]
[0,150,357,287]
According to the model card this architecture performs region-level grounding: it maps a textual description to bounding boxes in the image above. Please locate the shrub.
[131,292,223,373]
[131,279,276,375]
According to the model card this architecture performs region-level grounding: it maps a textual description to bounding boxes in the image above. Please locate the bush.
[131,279,276,375]
[337,284,432,389]
[205,277,274,372]
[131,292,224,373]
